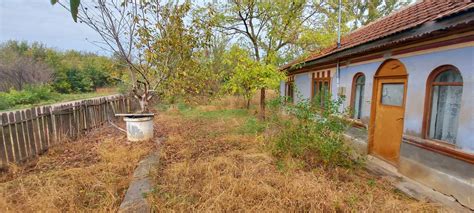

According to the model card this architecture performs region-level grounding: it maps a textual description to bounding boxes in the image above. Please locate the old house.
[280,1,473,208]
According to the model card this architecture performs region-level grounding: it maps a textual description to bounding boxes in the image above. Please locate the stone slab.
[119,137,165,213]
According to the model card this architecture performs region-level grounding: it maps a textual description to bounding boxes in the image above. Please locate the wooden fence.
[0,95,134,167]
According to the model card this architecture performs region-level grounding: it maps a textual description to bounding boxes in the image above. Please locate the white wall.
[398,46,474,152]
[286,45,474,152]
[338,62,382,123]
[294,72,312,103]
[279,80,285,97]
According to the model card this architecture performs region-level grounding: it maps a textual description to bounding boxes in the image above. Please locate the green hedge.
[0,85,57,110]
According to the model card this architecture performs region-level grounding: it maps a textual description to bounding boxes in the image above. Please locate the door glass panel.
[381,83,404,106]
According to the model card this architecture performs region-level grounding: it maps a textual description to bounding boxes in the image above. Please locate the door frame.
[368,59,408,166]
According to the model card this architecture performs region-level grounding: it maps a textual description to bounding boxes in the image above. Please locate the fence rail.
[0,95,133,167]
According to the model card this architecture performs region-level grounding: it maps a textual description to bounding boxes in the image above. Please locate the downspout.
[336,0,342,104]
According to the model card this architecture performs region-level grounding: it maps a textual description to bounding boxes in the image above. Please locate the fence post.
[9,113,21,162]
[24,110,36,157]
[2,114,14,163]
[44,106,53,147]
[0,114,8,166]
[17,111,28,160]
[31,108,42,155]
[36,108,46,152]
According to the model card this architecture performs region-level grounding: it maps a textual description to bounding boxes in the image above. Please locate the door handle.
[396,117,404,121]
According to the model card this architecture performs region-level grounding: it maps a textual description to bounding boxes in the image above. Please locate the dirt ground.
[0,124,157,212]
[0,96,444,212]
[149,99,443,212]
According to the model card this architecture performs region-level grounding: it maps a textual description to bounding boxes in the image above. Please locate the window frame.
[311,71,331,107]
[422,65,463,146]
[350,72,365,119]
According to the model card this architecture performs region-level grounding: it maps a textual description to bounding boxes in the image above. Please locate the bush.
[0,85,57,110]
[269,94,361,169]
[0,94,12,110]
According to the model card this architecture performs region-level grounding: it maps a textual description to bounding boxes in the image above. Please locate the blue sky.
[0,0,105,54]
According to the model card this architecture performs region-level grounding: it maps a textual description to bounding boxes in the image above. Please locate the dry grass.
[0,125,157,212]
[149,97,442,212]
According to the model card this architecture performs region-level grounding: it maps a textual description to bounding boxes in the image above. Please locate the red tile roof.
[283,0,474,70]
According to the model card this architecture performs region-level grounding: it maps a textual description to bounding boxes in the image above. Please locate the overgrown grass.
[149,96,440,211]
[238,117,267,135]
[0,126,156,212]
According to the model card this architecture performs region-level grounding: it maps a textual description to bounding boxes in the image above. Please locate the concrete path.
[366,156,471,212]
[119,137,164,213]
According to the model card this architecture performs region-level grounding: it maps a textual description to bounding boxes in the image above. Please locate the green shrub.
[269,94,361,168]
[0,93,12,110]
[0,85,57,110]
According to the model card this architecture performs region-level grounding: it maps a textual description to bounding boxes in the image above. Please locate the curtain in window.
[353,75,365,119]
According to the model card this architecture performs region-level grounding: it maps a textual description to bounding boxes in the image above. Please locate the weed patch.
[268,96,362,169]
[238,117,267,135]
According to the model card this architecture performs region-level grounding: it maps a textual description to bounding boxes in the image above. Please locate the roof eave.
[286,9,474,74]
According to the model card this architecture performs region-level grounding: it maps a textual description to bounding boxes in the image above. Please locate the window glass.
[322,82,329,96]
[353,75,365,119]
[434,70,462,83]
[381,83,404,106]
[313,81,318,96]
[286,82,294,100]
[289,84,293,98]
[356,75,365,84]
[429,73,463,144]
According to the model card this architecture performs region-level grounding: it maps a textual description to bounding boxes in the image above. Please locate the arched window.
[351,73,365,119]
[424,65,463,144]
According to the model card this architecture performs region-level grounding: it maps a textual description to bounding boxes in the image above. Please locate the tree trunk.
[246,98,250,109]
[136,90,150,113]
[138,97,148,113]
[259,88,265,119]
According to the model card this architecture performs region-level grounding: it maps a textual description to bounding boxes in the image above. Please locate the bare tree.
[70,0,156,111]
[0,53,52,91]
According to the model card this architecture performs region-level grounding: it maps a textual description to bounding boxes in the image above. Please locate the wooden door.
[371,77,407,165]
